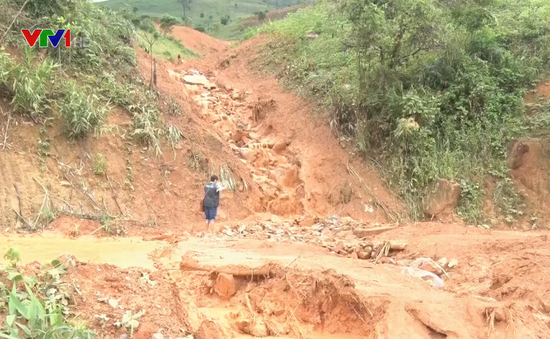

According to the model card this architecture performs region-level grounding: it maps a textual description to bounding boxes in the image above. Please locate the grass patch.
[137,30,199,60]
[93,153,107,176]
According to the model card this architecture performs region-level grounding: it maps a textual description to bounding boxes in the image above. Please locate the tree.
[220,14,230,25]
[254,11,267,21]
[177,0,191,17]
[138,16,156,33]
[159,14,178,35]
[137,30,160,88]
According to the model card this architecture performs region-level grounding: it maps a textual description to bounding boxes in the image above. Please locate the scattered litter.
[401,267,445,289]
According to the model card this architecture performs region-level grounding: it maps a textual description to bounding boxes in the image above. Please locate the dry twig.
[2,114,11,150]
[106,173,123,214]
[0,0,30,45]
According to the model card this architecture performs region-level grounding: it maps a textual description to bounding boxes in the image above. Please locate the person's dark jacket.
[203,182,220,208]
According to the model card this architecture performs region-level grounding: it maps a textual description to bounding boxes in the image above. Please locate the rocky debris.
[183,74,216,89]
[410,258,443,275]
[423,179,461,217]
[235,317,269,338]
[176,68,306,215]
[213,216,403,261]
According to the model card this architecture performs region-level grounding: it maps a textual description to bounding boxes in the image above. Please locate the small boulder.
[272,139,287,154]
[423,179,461,217]
[232,130,244,142]
[334,241,344,253]
[196,320,230,339]
[214,273,237,299]
[357,251,371,260]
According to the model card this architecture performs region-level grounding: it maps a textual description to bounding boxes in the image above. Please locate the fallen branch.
[106,173,123,214]
[346,163,399,222]
[12,209,33,229]
[179,256,272,277]
[32,177,50,229]
[13,183,22,217]
[62,168,104,212]
[245,293,255,322]
[374,241,390,264]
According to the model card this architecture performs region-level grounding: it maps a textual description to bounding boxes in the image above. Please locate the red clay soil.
[168,34,404,222]
[169,25,230,56]
[524,76,550,102]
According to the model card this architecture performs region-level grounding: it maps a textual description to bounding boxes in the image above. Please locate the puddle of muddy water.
[0,235,160,269]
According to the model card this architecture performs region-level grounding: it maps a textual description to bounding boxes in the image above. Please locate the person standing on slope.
[202,175,226,230]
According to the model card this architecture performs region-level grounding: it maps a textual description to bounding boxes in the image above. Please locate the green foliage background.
[0,0,187,155]
[101,0,304,34]
[252,0,550,223]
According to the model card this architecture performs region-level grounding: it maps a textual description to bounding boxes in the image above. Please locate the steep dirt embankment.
[152,31,402,224]
[507,78,550,228]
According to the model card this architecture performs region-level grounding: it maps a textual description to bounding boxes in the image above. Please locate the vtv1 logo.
[21,29,90,48]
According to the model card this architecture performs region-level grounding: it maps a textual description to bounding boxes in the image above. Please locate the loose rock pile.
[168,68,306,216]
[212,216,404,261]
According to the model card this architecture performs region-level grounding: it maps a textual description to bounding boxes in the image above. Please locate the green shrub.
[221,15,230,25]
[258,0,550,222]
[0,247,96,339]
[93,153,107,175]
[59,81,105,138]
[10,48,57,115]
[129,93,164,156]
[166,124,183,147]
[0,49,13,87]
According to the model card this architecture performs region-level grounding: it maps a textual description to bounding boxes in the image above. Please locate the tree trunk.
[153,58,157,88]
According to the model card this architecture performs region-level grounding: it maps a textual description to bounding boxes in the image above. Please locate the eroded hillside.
[0,1,550,339]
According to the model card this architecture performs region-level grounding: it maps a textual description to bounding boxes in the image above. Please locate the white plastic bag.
[401,267,445,289]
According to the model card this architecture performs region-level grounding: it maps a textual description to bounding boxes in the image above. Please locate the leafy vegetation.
[254,0,550,223]
[0,0,191,156]
[0,248,96,339]
[93,153,107,176]
[0,47,57,116]
[59,81,106,139]
[136,30,198,60]
[100,0,307,38]
[159,14,178,35]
